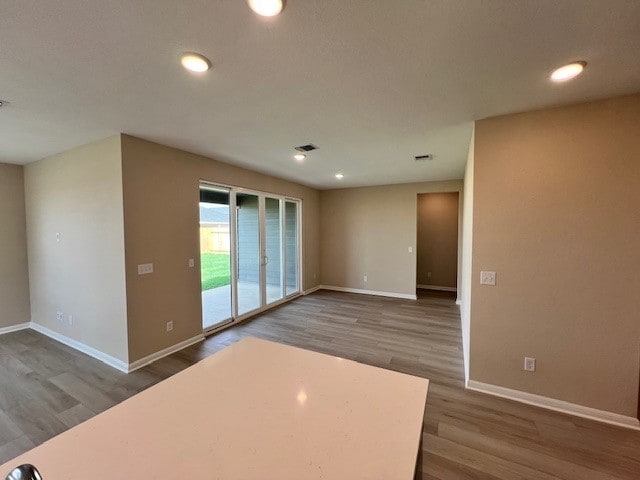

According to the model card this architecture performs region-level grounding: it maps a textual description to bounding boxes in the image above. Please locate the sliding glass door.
[200,183,301,332]
[264,197,284,305]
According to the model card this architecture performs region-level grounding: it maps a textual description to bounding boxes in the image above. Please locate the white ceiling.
[1,1,639,189]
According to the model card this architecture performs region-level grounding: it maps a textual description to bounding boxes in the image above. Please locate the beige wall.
[0,163,30,329]
[416,192,459,288]
[460,128,475,382]
[121,135,321,362]
[24,136,129,362]
[471,93,640,417]
[320,180,463,296]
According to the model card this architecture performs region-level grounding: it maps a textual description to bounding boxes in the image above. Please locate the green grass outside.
[201,253,231,291]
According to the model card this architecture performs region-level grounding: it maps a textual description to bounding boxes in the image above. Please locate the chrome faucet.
[5,465,42,480]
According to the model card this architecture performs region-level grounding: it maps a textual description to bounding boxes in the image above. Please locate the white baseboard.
[0,322,31,335]
[29,322,205,374]
[466,380,640,431]
[303,285,321,295]
[127,334,205,373]
[417,284,457,292]
[319,285,417,300]
[30,322,129,373]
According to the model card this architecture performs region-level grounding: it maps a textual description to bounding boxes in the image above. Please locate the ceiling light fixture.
[181,52,211,73]
[335,173,344,179]
[247,0,284,17]
[551,61,586,82]
[294,153,306,161]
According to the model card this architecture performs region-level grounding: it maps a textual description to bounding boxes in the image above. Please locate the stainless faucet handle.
[6,465,42,480]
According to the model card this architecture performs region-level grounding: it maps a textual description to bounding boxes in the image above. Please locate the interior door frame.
[199,180,303,335]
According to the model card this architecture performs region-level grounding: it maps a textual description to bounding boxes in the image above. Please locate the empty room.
[0,1,639,479]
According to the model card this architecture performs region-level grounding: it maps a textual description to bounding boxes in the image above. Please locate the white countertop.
[1,337,429,479]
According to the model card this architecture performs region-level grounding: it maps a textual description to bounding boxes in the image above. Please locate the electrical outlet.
[56,311,63,322]
[188,258,195,268]
[427,271,432,278]
[137,263,154,275]
[480,271,496,286]
[408,246,413,253]
[166,321,173,332]
[524,357,536,372]
[363,274,368,283]
[56,232,61,242]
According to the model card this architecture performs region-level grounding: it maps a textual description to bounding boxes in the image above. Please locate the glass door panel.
[284,201,300,296]
[199,187,232,330]
[265,197,284,304]
[236,192,261,315]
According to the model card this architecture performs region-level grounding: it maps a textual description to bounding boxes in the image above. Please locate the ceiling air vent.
[295,144,318,152]
[414,154,433,161]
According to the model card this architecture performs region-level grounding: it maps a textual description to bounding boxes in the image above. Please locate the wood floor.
[0,290,639,479]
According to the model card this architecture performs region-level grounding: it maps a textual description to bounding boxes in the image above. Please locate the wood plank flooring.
[1,290,639,479]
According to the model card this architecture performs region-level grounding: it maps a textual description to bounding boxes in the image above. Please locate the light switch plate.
[188,258,195,268]
[480,271,496,285]
[138,263,154,275]
[524,357,536,372]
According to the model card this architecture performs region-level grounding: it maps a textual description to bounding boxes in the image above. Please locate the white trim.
[29,323,206,374]
[203,320,235,337]
[127,334,205,373]
[0,322,31,335]
[203,292,304,339]
[417,284,457,292]
[199,180,303,204]
[319,285,417,300]
[303,285,321,295]
[466,380,640,431]
[455,299,462,305]
[234,293,301,323]
[30,322,130,373]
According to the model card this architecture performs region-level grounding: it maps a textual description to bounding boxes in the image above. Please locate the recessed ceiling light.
[294,153,306,161]
[247,0,284,16]
[551,61,586,82]
[181,52,211,73]
[335,173,344,179]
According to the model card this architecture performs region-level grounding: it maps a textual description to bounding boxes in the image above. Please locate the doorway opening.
[416,192,460,296]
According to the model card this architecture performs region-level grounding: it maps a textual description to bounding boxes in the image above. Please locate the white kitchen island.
[1,337,429,479]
